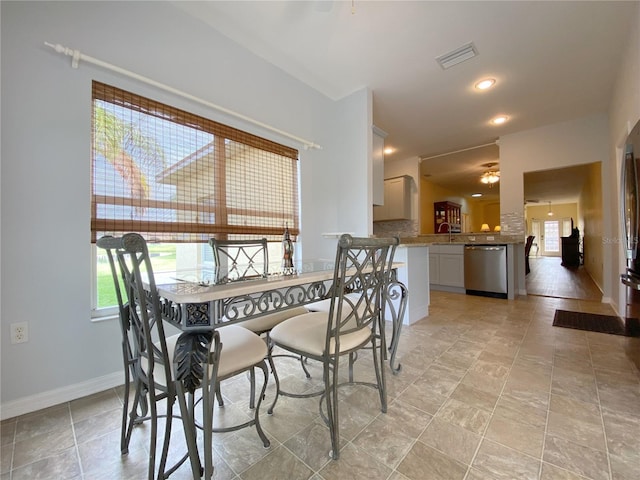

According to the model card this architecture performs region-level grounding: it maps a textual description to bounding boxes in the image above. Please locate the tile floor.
[526,256,603,301]
[2,291,640,480]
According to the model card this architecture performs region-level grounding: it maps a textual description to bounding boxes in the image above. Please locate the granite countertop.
[399,233,524,246]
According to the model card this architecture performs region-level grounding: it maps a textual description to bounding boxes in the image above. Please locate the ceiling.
[172,0,636,204]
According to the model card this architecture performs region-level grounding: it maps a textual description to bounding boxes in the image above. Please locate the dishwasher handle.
[464,245,505,252]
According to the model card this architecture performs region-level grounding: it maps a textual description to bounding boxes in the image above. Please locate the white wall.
[609,2,640,317]
[500,113,610,229]
[0,2,371,416]
[499,113,611,296]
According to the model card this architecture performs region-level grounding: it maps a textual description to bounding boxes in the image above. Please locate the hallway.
[526,256,603,302]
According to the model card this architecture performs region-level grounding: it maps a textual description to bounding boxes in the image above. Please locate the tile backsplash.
[373,219,418,237]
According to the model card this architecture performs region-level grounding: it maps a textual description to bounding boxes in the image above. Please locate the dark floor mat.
[553,309,631,336]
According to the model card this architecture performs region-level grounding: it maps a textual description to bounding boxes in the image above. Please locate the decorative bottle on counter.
[282,224,294,274]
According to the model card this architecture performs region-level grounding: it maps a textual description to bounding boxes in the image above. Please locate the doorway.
[543,219,560,256]
[530,218,572,257]
[530,218,560,256]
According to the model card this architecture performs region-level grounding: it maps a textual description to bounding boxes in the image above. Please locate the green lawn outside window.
[96,244,178,309]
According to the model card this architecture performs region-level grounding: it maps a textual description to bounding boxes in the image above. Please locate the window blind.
[91,81,299,243]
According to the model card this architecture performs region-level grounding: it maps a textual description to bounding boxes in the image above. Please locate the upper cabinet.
[372,126,387,206]
[373,176,411,221]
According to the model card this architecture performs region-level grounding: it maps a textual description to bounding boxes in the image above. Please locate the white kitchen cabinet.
[438,254,465,287]
[430,244,465,292]
[429,253,439,284]
[373,176,411,221]
[372,126,387,206]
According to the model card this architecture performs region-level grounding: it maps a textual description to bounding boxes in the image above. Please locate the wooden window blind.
[91,81,300,243]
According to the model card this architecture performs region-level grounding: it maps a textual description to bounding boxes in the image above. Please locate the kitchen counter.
[399,233,524,246]
[396,236,524,300]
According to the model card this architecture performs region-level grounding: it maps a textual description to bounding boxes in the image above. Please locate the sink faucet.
[437,222,453,242]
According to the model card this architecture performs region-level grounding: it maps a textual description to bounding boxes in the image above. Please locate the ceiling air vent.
[436,42,478,70]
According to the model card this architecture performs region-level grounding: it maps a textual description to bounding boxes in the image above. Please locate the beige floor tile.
[472,439,540,480]
[318,442,392,480]
[539,462,589,480]
[435,398,492,435]
[418,417,481,465]
[449,383,499,412]
[460,369,506,396]
[551,368,599,405]
[484,414,545,458]
[241,446,313,480]
[353,400,431,468]
[601,409,640,464]
[14,404,71,443]
[499,378,550,411]
[12,424,76,469]
[10,447,81,480]
[609,451,640,480]
[5,289,640,479]
[395,382,447,415]
[69,389,123,424]
[0,420,16,447]
[543,434,610,480]
[396,441,467,480]
[0,443,13,474]
[73,407,123,445]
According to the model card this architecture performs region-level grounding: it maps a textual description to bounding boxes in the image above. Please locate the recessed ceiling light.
[491,115,509,125]
[475,78,495,90]
[383,147,394,155]
[471,193,483,197]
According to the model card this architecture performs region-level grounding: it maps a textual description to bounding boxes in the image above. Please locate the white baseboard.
[601,296,622,317]
[1,371,123,420]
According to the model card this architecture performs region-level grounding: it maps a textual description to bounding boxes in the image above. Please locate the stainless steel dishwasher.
[464,244,508,299]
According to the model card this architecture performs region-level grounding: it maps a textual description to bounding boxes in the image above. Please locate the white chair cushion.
[305,293,367,317]
[238,306,309,334]
[216,325,268,378]
[270,311,372,357]
[152,326,267,386]
[146,333,181,388]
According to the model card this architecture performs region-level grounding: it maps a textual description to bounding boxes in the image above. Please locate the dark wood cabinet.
[561,236,580,267]
[434,201,461,233]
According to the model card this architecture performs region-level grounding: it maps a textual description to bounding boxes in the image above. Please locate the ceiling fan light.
[480,170,500,184]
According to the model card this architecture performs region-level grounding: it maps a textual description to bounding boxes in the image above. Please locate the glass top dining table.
[151,259,406,373]
[153,259,338,313]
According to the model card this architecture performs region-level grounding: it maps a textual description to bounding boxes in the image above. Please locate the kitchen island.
[394,244,431,325]
[394,234,525,323]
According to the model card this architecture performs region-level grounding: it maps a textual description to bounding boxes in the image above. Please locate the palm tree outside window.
[91,82,300,312]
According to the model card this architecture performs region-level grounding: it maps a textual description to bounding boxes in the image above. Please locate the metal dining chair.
[209,238,310,404]
[98,233,270,479]
[269,234,399,460]
[302,241,407,375]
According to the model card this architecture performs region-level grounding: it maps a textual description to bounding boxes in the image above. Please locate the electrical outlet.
[10,322,28,344]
